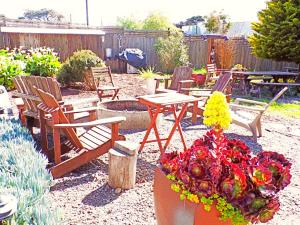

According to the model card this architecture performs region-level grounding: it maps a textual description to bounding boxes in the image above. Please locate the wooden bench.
[251,82,300,97]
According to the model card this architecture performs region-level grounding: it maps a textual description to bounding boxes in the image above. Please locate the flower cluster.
[232,64,247,71]
[160,130,292,224]
[203,91,232,129]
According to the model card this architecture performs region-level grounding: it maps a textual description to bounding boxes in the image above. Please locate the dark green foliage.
[57,50,105,85]
[249,0,300,78]
[0,119,60,224]
[19,8,65,22]
[176,16,204,28]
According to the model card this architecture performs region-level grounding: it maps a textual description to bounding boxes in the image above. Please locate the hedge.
[0,119,61,224]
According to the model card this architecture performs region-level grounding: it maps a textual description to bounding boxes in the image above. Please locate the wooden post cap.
[114,140,139,156]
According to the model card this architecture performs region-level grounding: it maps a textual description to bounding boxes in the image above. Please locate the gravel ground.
[25,74,300,225]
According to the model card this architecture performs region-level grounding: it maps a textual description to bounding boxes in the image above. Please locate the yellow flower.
[203,92,232,129]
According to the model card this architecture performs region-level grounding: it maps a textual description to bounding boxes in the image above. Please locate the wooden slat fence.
[0,16,297,72]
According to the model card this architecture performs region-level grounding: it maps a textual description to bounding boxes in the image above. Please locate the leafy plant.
[0,119,61,224]
[160,92,292,224]
[57,50,105,85]
[117,16,142,30]
[232,64,247,71]
[139,67,158,79]
[25,47,61,77]
[155,30,189,73]
[0,55,26,90]
[193,67,207,75]
[143,12,177,31]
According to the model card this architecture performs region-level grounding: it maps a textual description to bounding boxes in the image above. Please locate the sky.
[0,0,267,26]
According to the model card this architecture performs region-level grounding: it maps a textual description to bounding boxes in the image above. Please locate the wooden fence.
[0,16,296,72]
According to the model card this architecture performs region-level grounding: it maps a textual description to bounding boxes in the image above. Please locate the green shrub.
[0,55,26,90]
[0,119,61,225]
[193,67,207,75]
[25,47,61,77]
[57,50,105,85]
[155,31,189,73]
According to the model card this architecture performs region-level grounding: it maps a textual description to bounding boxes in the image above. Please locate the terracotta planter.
[192,74,206,85]
[153,168,232,225]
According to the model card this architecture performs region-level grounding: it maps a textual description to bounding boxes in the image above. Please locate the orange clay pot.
[153,168,233,225]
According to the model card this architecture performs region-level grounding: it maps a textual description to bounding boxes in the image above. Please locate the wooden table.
[138,92,199,154]
[231,71,298,94]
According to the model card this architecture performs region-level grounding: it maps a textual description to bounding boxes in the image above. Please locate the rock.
[115,188,122,194]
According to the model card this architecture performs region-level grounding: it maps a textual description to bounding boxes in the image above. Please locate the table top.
[231,71,298,76]
[138,92,199,106]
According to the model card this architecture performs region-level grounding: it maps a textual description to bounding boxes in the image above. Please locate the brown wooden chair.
[91,66,120,101]
[230,87,288,141]
[35,88,126,178]
[180,72,232,119]
[155,66,193,94]
[13,75,98,132]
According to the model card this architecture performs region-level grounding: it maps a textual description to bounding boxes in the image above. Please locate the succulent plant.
[160,129,292,224]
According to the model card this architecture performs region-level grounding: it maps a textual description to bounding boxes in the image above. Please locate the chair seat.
[97,86,120,91]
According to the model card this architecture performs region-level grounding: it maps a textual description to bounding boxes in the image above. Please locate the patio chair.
[90,66,120,101]
[230,87,288,141]
[155,66,193,94]
[35,87,126,178]
[180,72,232,118]
[13,75,98,132]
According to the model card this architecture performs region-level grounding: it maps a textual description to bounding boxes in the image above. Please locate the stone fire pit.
[97,99,162,130]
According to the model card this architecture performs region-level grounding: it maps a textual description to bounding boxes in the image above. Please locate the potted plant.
[154,92,292,225]
[139,67,158,94]
[192,67,207,85]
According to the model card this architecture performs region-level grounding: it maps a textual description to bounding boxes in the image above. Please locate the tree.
[249,0,300,81]
[117,16,142,30]
[143,12,177,31]
[204,11,231,34]
[19,8,65,22]
[176,16,204,28]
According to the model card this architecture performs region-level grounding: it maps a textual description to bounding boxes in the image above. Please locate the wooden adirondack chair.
[35,88,126,178]
[155,66,193,94]
[90,66,120,101]
[13,75,98,132]
[181,72,232,118]
[230,87,288,141]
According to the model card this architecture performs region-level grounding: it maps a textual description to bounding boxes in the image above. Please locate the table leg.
[139,106,163,153]
[163,104,188,151]
[191,101,197,124]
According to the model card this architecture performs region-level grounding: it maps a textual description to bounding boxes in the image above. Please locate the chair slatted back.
[13,76,62,118]
[265,87,288,109]
[206,64,217,74]
[35,88,83,149]
[212,72,232,92]
[169,66,193,90]
[91,66,115,88]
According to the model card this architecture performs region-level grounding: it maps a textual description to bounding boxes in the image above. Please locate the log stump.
[108,141,139,189]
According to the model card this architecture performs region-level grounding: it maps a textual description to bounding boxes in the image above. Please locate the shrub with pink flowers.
[160,92,292,225]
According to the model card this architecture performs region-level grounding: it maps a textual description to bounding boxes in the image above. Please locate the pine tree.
[249,0,300,81]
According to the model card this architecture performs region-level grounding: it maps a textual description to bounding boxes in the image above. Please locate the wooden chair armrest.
[234,98,268,106]
[53,116,126,128]
[230,103,265,112]
[179,80,195,84]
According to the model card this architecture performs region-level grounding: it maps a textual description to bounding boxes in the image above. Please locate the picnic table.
[231,71,298,94]
[138,92,199,154]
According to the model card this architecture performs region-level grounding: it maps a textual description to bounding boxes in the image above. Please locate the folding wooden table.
[138,92,199,154]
